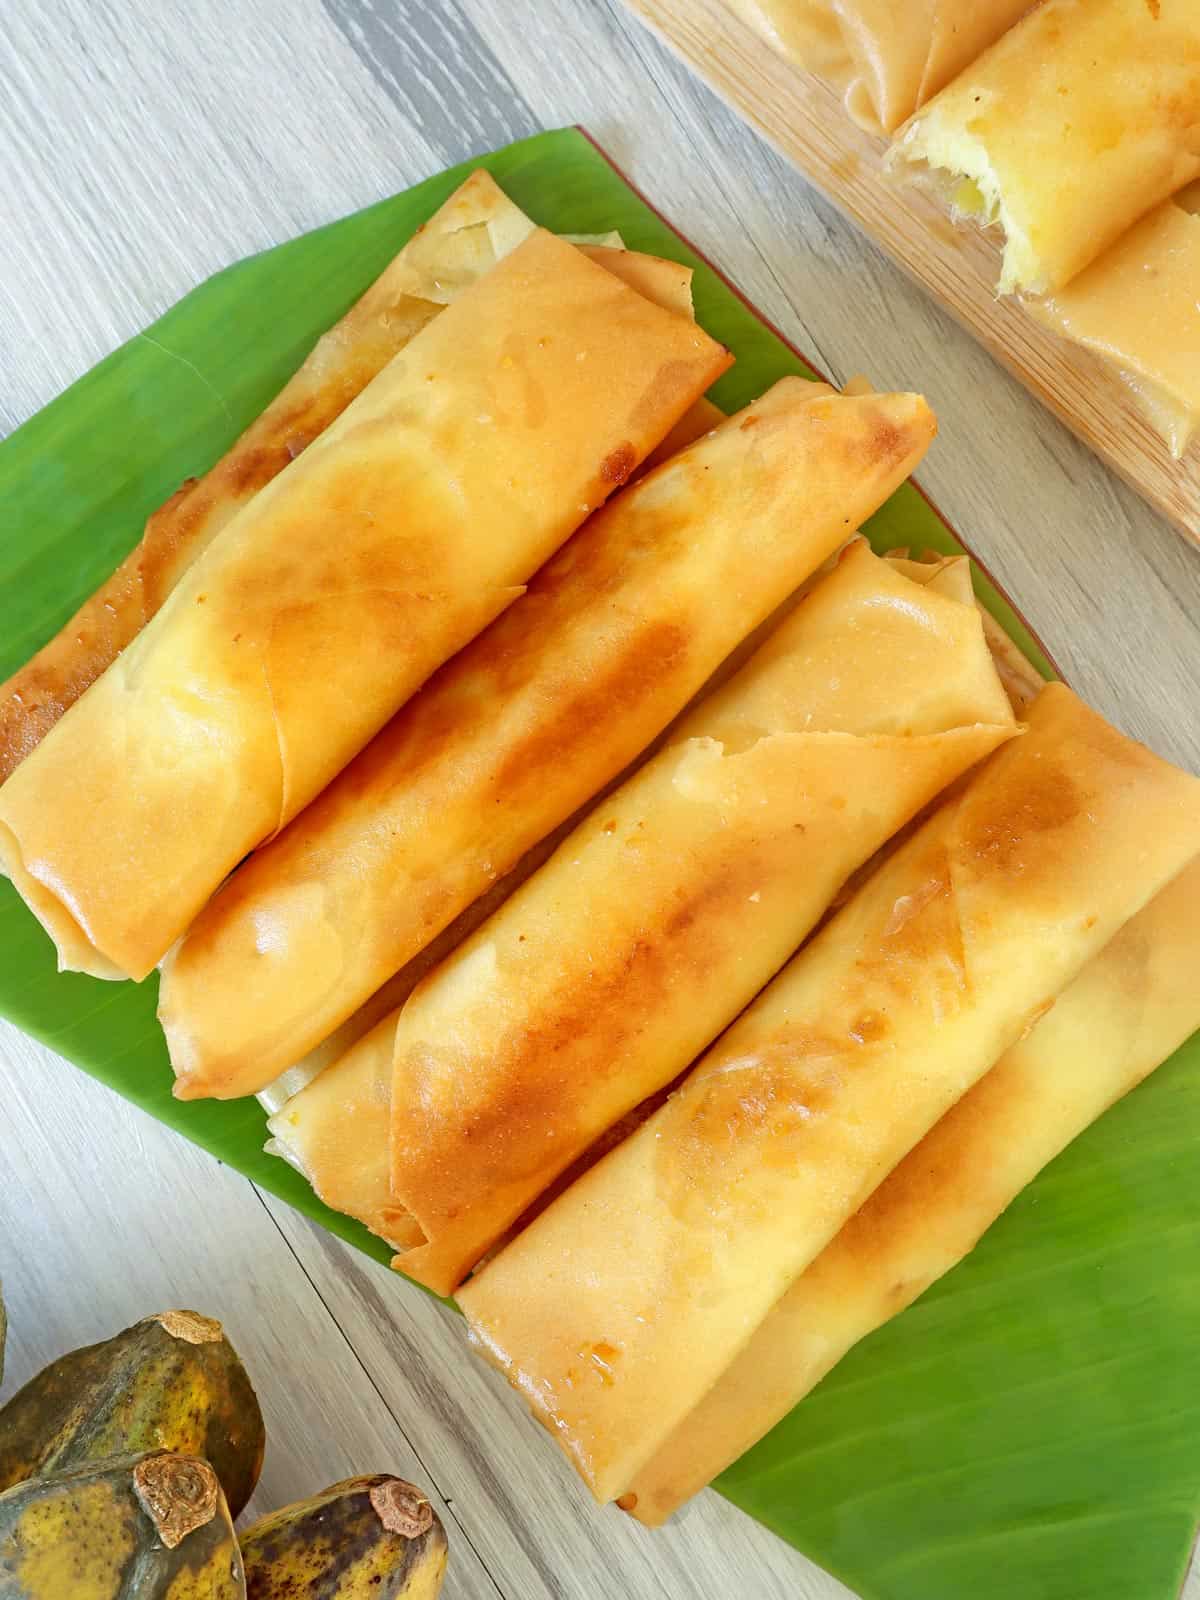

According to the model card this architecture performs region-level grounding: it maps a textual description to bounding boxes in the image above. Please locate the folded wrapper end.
[1023,186,1200,462]
[0,818,128,981]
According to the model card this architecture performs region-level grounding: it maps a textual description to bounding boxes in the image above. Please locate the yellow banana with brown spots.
[240,1476,446,1600]
[0,1450,244,1598]
[0,1311,263,1516]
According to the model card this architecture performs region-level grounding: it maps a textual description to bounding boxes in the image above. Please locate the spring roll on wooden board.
[1027,184,1200,459]
[0,230,727,982]
[161,381,934,1100]
[722,0,1032,134]
[389,541,1017,1296]
[0,171,545,785]
[459,684,1200,1504]
[890,0,1200,294]
[628,852,1200,1523]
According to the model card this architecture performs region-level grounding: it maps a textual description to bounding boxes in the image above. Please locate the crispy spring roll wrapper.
[638,396,725,470]
[264,549,1012,1247]
[389,541,1017,1297]
[723,0,1031,134]
[269,1012,419,1251]
[890,0,1200,294]
[0,171,547,784]
[0,231,726,983]
[264,562,1035,1260]
[251,655,659,1120]
[577,246,692,315]
[160,382,934,1098]
[628,852,1200,1523]
[249,396,725,1115]
[887,551,1046,712]
[1027,184,1200,459]
[459,684,1200,1504]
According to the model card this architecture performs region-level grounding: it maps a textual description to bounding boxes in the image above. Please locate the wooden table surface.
[0,3,1196,1598]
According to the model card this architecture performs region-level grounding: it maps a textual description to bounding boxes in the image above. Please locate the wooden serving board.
[623,0,1200,547]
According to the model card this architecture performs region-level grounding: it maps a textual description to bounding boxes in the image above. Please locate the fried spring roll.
[890,0,1200,294]
[1028,183,1200,459]
[459,684,1200,1504]
[263,554,1023,1248]
[262,553,1021,1251]
[0,171,546,783]
[251,395,727,1121]
[723,0,1032,134]
[389,541,1017,1296]
[0,231,727,981]
[160,382,934,1099]
[627,853,1200,1523]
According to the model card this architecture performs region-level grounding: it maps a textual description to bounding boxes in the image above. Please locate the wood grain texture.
[0,1,1196,1598]
[622,0,1200,545]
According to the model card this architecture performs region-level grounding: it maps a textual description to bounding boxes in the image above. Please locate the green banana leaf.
[0,126,1195,1600]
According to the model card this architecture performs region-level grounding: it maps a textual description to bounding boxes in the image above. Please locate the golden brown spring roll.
[263,551,1020,1249]
[0,231,727,982]
[389,541,1017,1296]
[0,171,546,784]
[1027,183,1200,458]
[627,852,1200,1523]
[459,684,1200,1504]
[890,0,1200,294]
[252,397,727,1121]
[723,0,1032,134]
[160,382,933,1099]
[255,829,553,1118]
[261,761,644,1231]
[260,544,980,1247]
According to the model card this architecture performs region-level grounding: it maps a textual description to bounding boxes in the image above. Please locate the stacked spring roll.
[627,852,1200,1522]
[1028,183,1200,459]
[0,170,542,782]
[889,0,1200,294]
[718,1,1200,456]
[722,0,1032,134]
[384,539,1017,1295]
[459,685,1200,1505]
[159,382,936,1100]
[258,528,953,1250]
[0,229,727,980]
[263,549,995,1252]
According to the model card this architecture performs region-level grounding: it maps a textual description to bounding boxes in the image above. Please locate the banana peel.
[0,1449,244,1598]
[240,1475,447,1599]
[0,1311,264,1517]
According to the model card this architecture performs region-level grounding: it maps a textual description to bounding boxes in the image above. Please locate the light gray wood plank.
[0,0,438,429]
[321,0,541,157]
